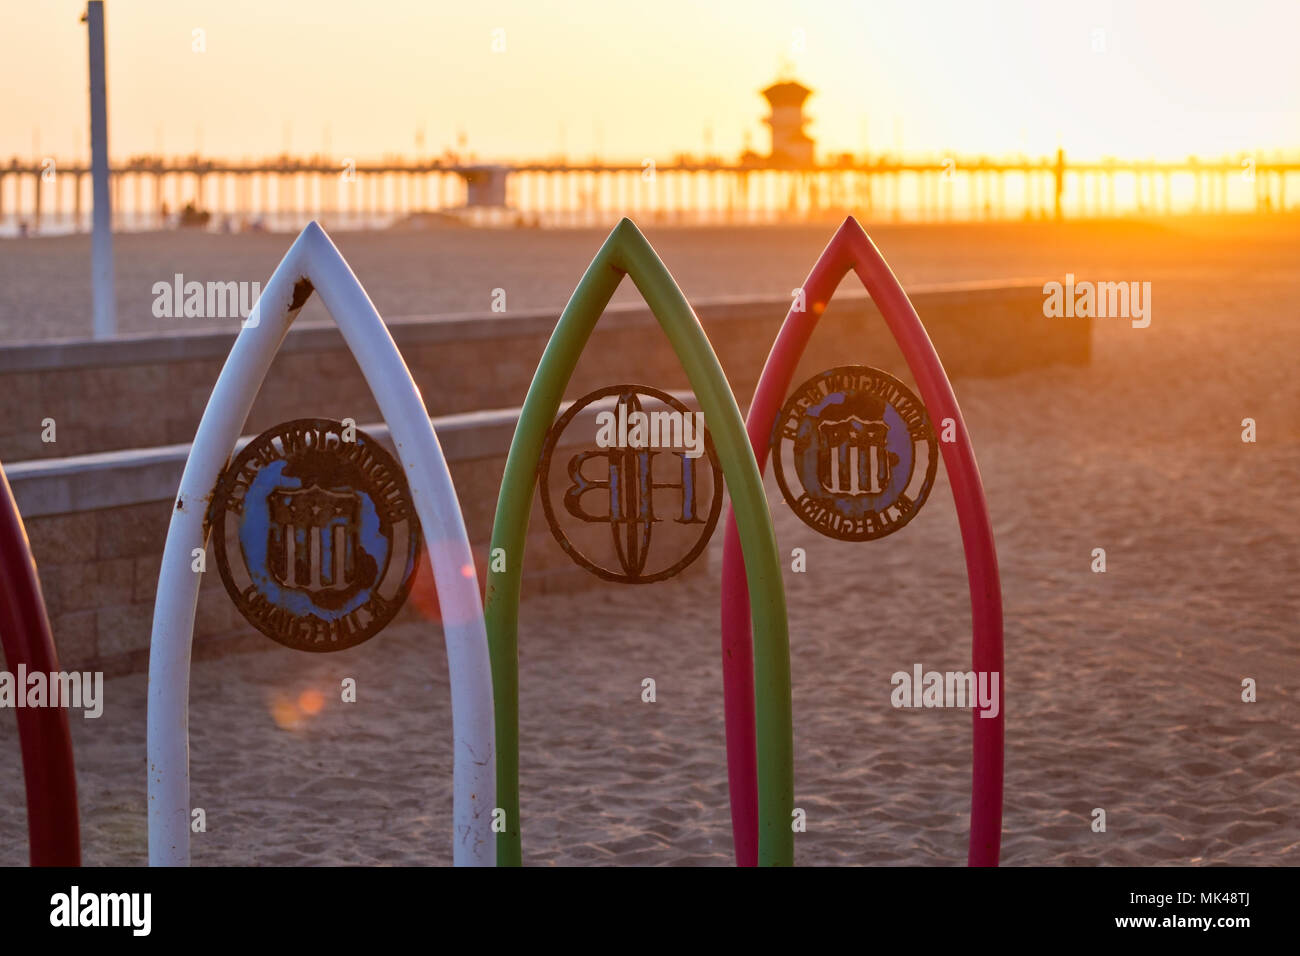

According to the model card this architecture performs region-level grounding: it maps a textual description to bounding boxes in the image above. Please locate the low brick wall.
[8,404,683,676]
[3,282,1089,675]
[0,281,1078,462]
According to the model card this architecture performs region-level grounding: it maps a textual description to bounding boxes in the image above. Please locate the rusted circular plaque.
[209,418,422,651]
[538,385,723,584]
[772,366,937,542]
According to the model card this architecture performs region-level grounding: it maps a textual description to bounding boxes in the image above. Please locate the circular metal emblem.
[539,384,723,584]
[772,366,937,542]
[210,418,422,652]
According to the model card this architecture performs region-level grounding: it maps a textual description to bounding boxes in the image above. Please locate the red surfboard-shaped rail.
[719,216,1004,866]
[0,466,81,866]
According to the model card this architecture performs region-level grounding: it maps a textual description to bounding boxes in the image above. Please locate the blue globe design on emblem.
[792,390,914,519]
[239,458,391,621]
[210,419,422,651]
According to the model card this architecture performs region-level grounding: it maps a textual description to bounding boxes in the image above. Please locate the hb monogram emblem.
[539,384,723,583]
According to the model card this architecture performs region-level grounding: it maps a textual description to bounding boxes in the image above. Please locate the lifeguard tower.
[762,79,815,167]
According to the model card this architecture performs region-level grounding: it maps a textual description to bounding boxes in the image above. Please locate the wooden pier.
[2,150,1295,233]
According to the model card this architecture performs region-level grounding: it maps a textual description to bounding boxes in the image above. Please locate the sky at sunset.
[4,0,1298,164]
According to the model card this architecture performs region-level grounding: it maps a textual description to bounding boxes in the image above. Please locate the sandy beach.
[0,216,1297,865]
[0,215,1292,340]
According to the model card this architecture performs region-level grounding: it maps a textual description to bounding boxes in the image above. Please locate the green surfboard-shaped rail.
[484,218,793,866]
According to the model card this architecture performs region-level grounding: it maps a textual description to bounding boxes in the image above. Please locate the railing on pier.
[1,151,1295,234]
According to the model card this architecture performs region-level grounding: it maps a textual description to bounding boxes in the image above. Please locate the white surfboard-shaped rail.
[147,222,495,866]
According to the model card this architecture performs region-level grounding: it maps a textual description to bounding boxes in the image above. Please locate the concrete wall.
[7,405,682,677]
[0,281,1077,462]
[2,282,1087,675]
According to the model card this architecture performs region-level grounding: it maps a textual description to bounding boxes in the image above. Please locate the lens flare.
[269,694,303,731]
[298,689,325,715]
